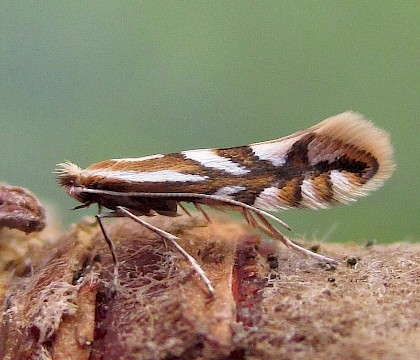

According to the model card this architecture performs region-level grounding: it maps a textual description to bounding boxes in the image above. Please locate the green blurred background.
[1,2,418,243]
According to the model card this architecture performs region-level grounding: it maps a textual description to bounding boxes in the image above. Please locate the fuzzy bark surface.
[1,215,419,360]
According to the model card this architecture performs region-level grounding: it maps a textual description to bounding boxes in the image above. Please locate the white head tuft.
[55,161,82,186]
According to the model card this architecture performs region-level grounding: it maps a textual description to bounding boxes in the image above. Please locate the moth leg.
[194,203,212,223]
[183,193,338,265]
[116,206,216,298]
[96,211,121,286]
[81,189,292,230]
[241,207,260,228]
[252,211,338,265]
[80,189,337,265]
[178,202,192,217]
[189,194,338,265]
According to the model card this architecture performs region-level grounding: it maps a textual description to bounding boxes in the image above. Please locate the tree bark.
[1,214,419,359]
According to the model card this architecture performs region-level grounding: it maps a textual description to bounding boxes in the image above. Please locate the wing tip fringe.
[312,111,395,183]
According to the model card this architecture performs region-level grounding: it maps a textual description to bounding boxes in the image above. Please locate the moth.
[56,112,394,296]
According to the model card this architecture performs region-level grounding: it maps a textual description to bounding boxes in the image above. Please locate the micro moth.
[56,112,394,296]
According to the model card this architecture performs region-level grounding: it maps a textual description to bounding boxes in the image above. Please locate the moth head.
[55,162,88,203]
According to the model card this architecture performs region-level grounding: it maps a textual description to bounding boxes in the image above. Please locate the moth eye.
[65,179,75,186]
